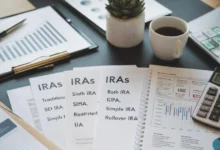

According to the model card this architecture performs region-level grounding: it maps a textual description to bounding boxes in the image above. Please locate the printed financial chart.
[0,21,67,63]
[151,97,218,133]
[150,74,219,133]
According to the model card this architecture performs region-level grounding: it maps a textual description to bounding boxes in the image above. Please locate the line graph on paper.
[151,97,218,133]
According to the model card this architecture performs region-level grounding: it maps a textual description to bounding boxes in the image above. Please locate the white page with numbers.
[137,65,220,150]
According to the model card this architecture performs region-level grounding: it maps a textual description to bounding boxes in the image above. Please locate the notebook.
[134,65,220,150]
[63,0,172,35]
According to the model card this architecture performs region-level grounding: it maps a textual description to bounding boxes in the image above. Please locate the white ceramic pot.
[106,12,145,48]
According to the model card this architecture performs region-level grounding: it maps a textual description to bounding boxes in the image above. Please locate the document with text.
[140,65,220,150]
[7,86,42,131]
[94,67,148,150]
[0,109,48,150]
[64,69,101,150]
[29,73,66,149]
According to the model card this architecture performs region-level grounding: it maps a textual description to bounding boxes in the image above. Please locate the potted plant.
[106,0,145,48]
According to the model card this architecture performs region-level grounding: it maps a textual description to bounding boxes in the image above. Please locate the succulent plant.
[106,0,145,19]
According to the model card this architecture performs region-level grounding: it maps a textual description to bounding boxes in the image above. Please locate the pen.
[0,19,26,39]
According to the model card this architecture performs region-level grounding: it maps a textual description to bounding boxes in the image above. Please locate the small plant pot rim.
[107,12,145,22]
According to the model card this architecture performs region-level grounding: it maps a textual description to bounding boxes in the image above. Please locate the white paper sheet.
[7,66,137,133]
[73,65,137,70]
[7,65,139,150]
[65,0,172,32]
[7,86,42,131]
[64,69,101,150]
[141,65,220,150]
[94,67,148,150]
[29,73,66,149]
[0,6,91,74]
[0,109,48,150]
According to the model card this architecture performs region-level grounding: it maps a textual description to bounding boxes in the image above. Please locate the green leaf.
[111,4,121,11]
[106,0,145,19]
[112,11,122,17]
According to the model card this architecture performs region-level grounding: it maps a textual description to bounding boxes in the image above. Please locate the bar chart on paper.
[0,21,67,63]
[151,98,217,133]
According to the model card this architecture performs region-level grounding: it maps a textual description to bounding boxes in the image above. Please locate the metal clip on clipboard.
[0,51,70,82]
[12,51,70,74]
[13,51,70,74]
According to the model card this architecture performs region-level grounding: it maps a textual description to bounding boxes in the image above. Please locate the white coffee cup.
[149,16,189,60]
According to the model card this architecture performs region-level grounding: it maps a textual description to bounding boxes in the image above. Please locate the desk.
[0,0,217,108]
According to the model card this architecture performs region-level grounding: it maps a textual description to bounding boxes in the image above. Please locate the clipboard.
[0,102,61,150]
[0,6,98,82]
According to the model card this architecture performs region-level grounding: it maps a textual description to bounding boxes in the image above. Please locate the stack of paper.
[0,109,48,150]
[7,65,148,150]
[7,65,219,150]
[0,102,60,150]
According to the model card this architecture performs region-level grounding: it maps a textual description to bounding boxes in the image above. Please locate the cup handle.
[172,39,183,58]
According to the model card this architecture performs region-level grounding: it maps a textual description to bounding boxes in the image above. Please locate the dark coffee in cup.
[149,16,189,60]
[155,27,184,36]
